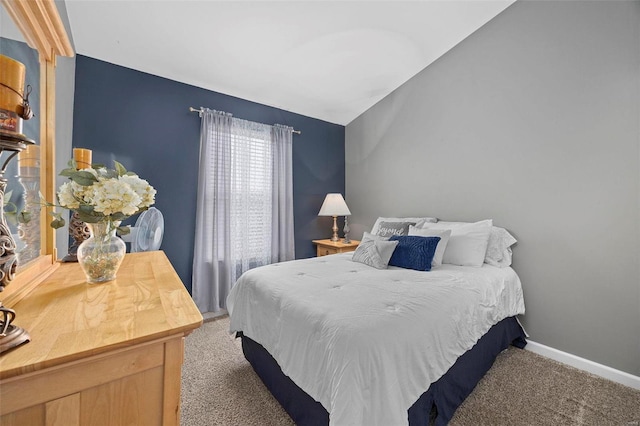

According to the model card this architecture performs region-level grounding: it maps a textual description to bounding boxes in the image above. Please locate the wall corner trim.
[525,340,640,391]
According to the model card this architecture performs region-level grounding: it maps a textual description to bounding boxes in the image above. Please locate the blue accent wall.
[72,55,345,292]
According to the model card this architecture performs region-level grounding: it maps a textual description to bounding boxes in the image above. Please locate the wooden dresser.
[0,251,203,426]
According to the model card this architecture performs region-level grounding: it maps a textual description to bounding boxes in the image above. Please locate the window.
[193,109,294,313]
[227,122,273,274]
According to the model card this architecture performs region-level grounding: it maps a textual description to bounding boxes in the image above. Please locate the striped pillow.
[352,232,399,269]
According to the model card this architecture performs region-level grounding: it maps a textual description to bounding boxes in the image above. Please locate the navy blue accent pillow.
[388,236,441,271]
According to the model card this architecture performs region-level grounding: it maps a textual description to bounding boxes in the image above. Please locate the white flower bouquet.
[49,160,156,233]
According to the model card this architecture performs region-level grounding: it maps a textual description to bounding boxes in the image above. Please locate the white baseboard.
[525,340,640,391]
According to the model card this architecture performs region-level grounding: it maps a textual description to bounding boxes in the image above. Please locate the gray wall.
[346,0,639,375]
[54,0,75,258]
[54,55,75,259]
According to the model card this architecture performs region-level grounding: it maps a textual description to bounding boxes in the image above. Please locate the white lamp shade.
[318,193,351,216]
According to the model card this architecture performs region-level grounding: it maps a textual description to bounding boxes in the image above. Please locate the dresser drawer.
[312,239,360,258]
[317,246,339,257]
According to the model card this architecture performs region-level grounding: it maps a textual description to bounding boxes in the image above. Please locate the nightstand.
[312,239,360,257]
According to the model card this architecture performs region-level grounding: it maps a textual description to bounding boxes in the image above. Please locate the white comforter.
[227,253,525,426]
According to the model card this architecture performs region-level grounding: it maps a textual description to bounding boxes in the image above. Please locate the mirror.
[0,23,42,268]
[0,0,73,306]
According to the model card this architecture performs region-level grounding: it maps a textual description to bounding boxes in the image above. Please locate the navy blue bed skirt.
[240,316,526,426]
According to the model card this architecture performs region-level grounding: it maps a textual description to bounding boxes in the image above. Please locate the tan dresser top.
[0,251,203,380]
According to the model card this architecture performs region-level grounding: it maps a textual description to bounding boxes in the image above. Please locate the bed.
[228,223,526,426]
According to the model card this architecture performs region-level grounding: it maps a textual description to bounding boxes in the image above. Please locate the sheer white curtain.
[271,124,295,263]
[192,109,294,313]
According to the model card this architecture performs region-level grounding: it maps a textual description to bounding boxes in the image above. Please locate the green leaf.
[3,202,16,213]
[78,204,95,214]
[110,212,127,221]
[117,226,130,236]
[114,161,127,177]
[3,190,13,207]
[38,191,58,207]
[102,169,119,179]
[70,171,98,186]
[50,219,65,229]
[76,211,102,223]
[18,211,31,224]
[59,167,76,177]
[91,163,106,169]
[74,204,105,223]
[5,212,16,225]
[50,212,65,229]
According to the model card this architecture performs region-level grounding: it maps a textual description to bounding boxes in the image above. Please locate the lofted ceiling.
[3,1,515,125]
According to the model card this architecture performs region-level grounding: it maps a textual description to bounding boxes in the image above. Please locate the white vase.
[77,221,126,283]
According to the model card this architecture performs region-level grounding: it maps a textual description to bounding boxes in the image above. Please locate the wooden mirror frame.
[1,0,73,307]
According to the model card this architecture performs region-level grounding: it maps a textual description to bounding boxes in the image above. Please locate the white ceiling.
[4,1,515,125]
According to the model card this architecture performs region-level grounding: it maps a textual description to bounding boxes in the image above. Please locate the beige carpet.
[181,317,640,425]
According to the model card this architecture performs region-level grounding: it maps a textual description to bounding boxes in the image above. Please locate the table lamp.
[318,193,351,242]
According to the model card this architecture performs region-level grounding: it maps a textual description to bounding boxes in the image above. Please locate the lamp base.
[331,215,339,242]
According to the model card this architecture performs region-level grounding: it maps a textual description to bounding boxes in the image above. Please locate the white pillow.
[370,216,437,235]
[420,219,493,267]
[429,220,476,229]
[485,226,517,267]
[408,226,451,267]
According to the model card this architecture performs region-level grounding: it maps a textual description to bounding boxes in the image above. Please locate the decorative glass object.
[343,216,351,244]
[77,221,126,283]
